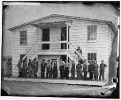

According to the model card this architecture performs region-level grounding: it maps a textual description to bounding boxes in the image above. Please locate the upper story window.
[42,29,50,41]
[20,31,27,45]
[42,29,50,50]
[87,25,97,41]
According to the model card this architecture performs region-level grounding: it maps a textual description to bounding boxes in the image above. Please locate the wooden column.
[36,28,38,61]
[66,25,69,61]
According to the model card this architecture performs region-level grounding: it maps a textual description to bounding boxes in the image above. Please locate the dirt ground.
[1,80,110,97]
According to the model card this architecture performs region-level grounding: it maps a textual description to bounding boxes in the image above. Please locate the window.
[20,31,27,44]
[61,43,67,49]
[87,25,97,41]
[20,54,27,60]
[42,29,50,41]
[42,44,50,50]
[87,53,96,63]
[42,29,50,50]
[61,27,67,49]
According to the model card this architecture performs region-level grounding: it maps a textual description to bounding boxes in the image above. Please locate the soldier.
[22,59,27,78]
[76,60,83,79]
[50,59,54,78]
[88,61,94,80]
[46,60,51,78]
[53,58,58,79]
[41,59,46,78]
[65,60,69,79]
[83,59,88,80]
[59,58,65,79]
[33,58,38,78]
[28,59,33,78]
[6,58,12,77]
[71,60,75,79]
[99,60,107,81]
[94,61,99,80]
[17,60,22,77]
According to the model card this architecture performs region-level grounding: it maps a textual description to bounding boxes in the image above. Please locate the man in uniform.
[33,58,38,78]
[53,58,58,79]
[76,60,83,79]
[99,60,107,81]
[17,60,22,77]
[50,59,54,78]
[41,59,46,78]
[59,58,65,79]
[88,61,94,80]
[83,59,88,80]
[22,59,27,78]
[28,59,33,78]
[46,60,51,78]
[65,60,69,79]
[71,60,75,79]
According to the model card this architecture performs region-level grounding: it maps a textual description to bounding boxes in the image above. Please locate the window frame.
[87,25,97,42]
[20,30,27,45]
[20,54,27,60]
[42,28,50,41]
[87,53,97,63]
[42,44,50,50]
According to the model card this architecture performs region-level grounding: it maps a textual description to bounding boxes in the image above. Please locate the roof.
[8,14,117,33]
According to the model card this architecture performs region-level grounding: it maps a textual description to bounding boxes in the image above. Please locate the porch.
[4,77,107,87]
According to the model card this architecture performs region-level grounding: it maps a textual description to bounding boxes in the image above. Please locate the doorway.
[61,55,67,62]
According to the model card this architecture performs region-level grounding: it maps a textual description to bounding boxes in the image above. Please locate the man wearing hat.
[51,59,54,78]
[46,60,51,78]
[41,59,46,78]
[99,60,107,81]
[6,58,12,77]
[53,58,58,79]
[17,60,22,77]
[83,59,88,80]
[22,59,28,78]
[33,58,38,78]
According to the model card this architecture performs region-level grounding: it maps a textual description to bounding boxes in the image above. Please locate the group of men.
[76,59,107,81]
[17,57,107,81]
[41,58,70,79]
[17,58,38,78]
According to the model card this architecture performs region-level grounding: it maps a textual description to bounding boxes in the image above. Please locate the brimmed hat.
[42,59,45,61]
[8,58,11,61]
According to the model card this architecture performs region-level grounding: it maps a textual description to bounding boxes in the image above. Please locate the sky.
[3,2,118,57]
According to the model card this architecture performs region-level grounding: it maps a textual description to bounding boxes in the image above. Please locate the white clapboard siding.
[12,25,38,77]
[69,21,107,65]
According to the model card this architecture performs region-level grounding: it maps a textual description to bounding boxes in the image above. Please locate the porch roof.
[31,20,71,28]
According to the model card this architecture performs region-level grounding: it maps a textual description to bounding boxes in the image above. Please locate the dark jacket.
[100,63,107,71]
[88,64,94,72]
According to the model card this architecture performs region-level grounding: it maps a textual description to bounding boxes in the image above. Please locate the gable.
[33,16,71,24]
[8,14,117,34]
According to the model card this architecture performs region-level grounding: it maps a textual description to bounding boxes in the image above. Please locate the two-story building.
[8,14,117,82]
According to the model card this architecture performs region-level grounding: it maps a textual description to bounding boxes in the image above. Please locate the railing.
[22,41,38,60]
[68,42,85,61]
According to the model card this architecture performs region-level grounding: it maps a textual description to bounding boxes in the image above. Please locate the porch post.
[66,25,69,61]
[36,27,38,60]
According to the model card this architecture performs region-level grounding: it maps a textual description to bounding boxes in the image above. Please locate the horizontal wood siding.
[12,25,37,76]
[37,26,63,52]
[69,21,107,64]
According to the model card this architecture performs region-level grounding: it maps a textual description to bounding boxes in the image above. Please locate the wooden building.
[8,14,117,82]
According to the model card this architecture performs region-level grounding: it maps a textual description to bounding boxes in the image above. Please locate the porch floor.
[4,77,107,87]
